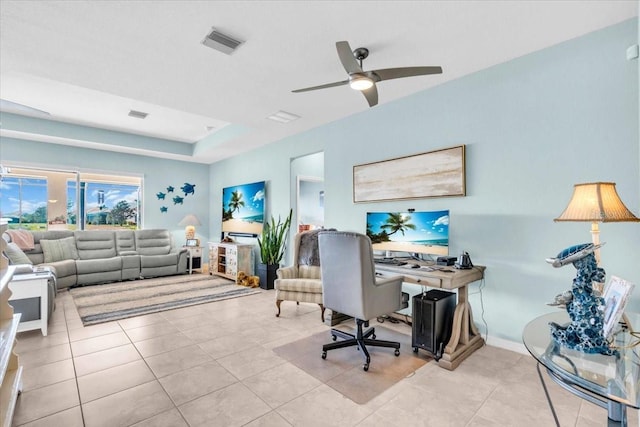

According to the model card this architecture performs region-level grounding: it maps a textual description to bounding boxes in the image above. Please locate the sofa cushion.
[4,242,33,265]
[41,236,79,263]
[115,230,136,254]
[135,229,173,256]
[74,231,117,259]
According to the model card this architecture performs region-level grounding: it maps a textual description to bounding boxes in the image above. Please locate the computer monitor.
[366,210,449,259]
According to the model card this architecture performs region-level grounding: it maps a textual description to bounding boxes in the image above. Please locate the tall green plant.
[257,209,293,265]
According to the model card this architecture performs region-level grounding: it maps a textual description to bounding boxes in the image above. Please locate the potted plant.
[256,209,292,290]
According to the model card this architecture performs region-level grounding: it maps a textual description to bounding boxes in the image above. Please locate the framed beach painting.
[353,145,466,203]
[222,181,265,235]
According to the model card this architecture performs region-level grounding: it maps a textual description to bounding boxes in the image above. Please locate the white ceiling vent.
[128,110,148,119]
[201,28,243,55]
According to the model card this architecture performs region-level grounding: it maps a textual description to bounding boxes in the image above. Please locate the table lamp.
[554,182,639,265]
[178,214,201,241]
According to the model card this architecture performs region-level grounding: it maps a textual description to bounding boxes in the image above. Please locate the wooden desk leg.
[439,285,485,370]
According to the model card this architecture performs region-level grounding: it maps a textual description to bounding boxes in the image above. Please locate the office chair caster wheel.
[372,334,376,339]
[394,349,400,356]
[331,335,337,341]
[321,351,327,359]
[413,347,418,353]
[363,363,369,372]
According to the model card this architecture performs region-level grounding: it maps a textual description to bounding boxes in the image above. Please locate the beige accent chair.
[274,229,326,321]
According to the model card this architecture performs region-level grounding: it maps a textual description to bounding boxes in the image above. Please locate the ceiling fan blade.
[336,41,362,74]
[361,84,378,107]
[372,66,442,82]
[292,80,349,93]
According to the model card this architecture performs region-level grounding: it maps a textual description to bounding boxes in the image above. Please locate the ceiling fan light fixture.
[349,74,373,91]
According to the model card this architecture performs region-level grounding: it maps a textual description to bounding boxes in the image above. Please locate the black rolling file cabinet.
[412,289,456,360]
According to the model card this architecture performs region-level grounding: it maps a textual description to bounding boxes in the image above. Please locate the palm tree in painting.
[228,190,245,216]
[380,213,416,236]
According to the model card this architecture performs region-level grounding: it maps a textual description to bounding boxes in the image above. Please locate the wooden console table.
[375,263,486,370]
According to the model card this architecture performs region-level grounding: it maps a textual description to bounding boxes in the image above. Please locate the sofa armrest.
[277,266,298,279]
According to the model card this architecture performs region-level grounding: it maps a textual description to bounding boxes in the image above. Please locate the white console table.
[8,271,52,336]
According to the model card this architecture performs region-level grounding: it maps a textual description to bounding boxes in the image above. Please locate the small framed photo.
[185,239,198,247]
[602,275,635,338]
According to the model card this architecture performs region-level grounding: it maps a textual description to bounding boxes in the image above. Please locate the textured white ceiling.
[0,1,637,164]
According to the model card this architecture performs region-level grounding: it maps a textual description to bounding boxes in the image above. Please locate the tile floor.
[11,286,639,427]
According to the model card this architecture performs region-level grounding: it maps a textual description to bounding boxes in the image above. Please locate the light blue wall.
[0,136,210,247]
[210,19,639,344]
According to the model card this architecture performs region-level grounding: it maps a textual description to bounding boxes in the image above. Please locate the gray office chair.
[318,230,404,371]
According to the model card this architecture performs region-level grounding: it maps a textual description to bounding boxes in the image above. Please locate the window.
[81,180,140,230]
[0,175,48,230]
[1,166,142,231]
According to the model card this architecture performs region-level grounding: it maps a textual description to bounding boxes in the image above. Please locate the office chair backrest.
[318,231,377,320]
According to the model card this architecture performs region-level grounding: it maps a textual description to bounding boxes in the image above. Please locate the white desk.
[8,272,51,336]
[375,263,486,370]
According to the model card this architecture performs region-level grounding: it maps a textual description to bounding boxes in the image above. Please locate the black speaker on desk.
[412,289,456,360]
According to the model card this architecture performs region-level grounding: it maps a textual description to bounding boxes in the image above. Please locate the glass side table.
[523,311,639,426]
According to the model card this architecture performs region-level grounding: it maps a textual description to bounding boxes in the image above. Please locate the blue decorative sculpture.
[160,206,168,213]
[546,243,615,355]
[172,195,184,205]
[156,192,166,200]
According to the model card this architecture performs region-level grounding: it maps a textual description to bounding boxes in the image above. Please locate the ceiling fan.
[292,41,442,107]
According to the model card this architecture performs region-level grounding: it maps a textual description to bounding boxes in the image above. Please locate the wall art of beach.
[222,181,265,234]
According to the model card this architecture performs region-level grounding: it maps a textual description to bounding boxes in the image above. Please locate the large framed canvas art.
[353,145,465,203]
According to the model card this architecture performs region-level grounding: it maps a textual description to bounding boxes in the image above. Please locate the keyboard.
[373,258,407,266]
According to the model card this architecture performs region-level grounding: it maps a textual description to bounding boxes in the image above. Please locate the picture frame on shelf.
[185,239,199,247]
[602,275,635,338]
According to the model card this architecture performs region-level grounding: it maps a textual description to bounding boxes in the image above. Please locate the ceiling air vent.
[201,28,243,55]
[128,110,148,119]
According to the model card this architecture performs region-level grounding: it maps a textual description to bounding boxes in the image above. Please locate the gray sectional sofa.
[3,228,188,289]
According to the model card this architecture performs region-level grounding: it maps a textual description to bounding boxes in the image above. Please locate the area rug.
[273,323,431,404]
[70,274,261,326]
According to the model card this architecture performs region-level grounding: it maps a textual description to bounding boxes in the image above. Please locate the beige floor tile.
[159,360,238,405]
[276,384,373,427]
[12,379,80,426]
[125,320,180,342]
[178,382,272,427]
[372,383,478,427]
[133,331,194,357]
[145,344,212,378]
[68,321,122,342]
[82,380,174,427]
[15,330,69,353]
[77,359,155,403]
[70,330,131,356]
[243,411,293,427]
[118,312,167,330]
[20,358,76,391]
[243,362,322,408]
[167,312,212,331]
[73,343,141,377]
[198,333,260,360]
[19,342,71,368]
[16,406,84,427]
[217,345,287,380]
[180,321,236,342]
[130,408,189,427]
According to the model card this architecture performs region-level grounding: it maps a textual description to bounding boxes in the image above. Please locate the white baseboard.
[485,335,529,356]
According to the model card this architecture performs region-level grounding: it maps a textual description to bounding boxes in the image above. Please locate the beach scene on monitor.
[366,210,449,256]
[222,181,265,234]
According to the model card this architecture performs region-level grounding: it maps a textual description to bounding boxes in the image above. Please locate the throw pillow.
[4,242,33,265]
[40,237,79,263]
